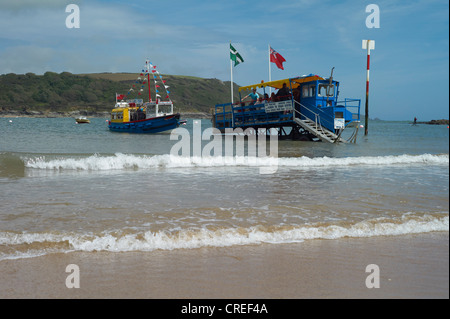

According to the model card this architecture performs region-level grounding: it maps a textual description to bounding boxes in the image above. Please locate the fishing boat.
[108,60,184,133]
[75,116,90,124]
[212,69,361,143]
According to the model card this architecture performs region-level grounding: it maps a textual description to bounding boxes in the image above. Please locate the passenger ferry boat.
[108,60,184,134]
[108,100,181,133]
[213,71,361,143]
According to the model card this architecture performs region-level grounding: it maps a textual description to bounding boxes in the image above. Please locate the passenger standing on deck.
[276,83,291,101]
[293,87,301,102]
[241,88,259,105]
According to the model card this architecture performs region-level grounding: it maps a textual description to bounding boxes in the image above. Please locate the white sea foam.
[23,153,449,171]
[1,213,448,260]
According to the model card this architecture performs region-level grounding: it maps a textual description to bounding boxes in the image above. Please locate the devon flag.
[230,44,244,67]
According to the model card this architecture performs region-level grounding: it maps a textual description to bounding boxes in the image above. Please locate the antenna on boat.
[327,67,335,103]
[329,67,334,85]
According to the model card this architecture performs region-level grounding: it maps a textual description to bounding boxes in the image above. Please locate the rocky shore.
[417,119,449,125]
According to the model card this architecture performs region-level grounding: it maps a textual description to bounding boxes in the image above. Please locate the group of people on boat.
[129,106,146,121]
[240,83,296,106]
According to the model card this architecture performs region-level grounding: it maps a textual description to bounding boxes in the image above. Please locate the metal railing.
[337,98,361,121]
[294,100,335,132]
[214,102,234,128]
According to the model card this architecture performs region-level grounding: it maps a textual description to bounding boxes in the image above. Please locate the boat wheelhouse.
[213,73,361,142]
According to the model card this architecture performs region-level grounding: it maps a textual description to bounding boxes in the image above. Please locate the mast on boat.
[145,59,152,103]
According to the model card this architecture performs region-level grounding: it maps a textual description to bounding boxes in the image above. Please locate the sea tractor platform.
[212,74,361,143]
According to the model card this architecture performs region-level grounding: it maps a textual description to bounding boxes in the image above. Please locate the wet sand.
[0,232,448,299]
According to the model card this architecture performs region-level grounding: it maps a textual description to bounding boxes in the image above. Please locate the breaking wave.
[1,213,448,260]
[23,153,449,171]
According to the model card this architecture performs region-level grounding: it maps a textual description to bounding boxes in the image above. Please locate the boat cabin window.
[302,85,316,98]
[111,111,123,120]
[318,84,334,97]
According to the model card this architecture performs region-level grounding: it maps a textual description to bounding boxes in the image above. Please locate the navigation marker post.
[362,39,374,136]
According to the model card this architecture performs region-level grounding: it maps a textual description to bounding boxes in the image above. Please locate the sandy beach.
[1,232,448,299]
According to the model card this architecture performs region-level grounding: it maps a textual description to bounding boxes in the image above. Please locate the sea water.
[0,117,448,260]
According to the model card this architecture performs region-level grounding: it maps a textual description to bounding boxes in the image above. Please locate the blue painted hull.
[108,113,181,133]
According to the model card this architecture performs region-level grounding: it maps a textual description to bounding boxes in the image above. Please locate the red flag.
[270,46,286,70]
[116,93,125,100]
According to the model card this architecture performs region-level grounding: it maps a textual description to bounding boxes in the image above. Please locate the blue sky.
[0,0,448,120]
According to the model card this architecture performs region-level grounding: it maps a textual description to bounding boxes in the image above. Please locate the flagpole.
[230,57,235,128]
[230,59,233,105]
[268,44,272,95]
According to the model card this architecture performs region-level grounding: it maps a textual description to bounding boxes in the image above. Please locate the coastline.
[1,232,448,299]
[0,110,211,119]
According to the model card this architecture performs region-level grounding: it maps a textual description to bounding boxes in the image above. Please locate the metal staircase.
[293,107,346,143]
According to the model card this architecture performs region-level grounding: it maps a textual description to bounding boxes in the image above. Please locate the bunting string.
[123,59,172,102]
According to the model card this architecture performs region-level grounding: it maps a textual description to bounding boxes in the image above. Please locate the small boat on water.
[108,59,184,134]
[75,116,90,124]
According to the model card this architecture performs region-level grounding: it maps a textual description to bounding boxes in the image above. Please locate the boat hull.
[108,113,181,133]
